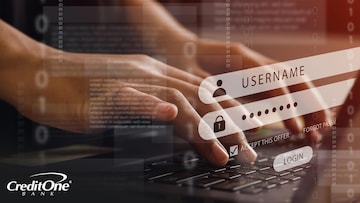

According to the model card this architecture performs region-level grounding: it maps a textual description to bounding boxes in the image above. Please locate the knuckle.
[136,54,166,75]
[229,43,242,53]
[167,88,185,103]
[191,85,201,100]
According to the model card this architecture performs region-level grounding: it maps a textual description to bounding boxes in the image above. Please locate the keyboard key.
[211,171,242,180]
[212,167,227,173]
[290,167,304,173]
[255,182,277,190]
[212,178,262,191]
[258,166,271,171]
[156,171,210,184]
[228,164,241,169]
[269,178,289,186]
[150,160,170,166]
[260,169,290,177]
[197,165,226,173]
[184,177,225,188]
[242,163,271,172]
[303,164,312,169]
[256,157,269,163]
[293,170,307,177]
[256,160,273,167]
[226,161,241,169]
[145,172,174,181]
[278,171,291,176]
[246,173,276,181]
[143,166,181,181]
[228,168,257,175]
[283,175,301,182]
[241,164,260,170]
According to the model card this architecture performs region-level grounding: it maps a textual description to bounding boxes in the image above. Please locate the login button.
[273,146,313,172]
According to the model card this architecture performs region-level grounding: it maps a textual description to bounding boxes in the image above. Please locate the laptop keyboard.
[143,153,312,194]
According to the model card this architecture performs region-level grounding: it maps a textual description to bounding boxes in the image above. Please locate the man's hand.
[33,51,261,166]
[119,0,331,142]
[0,19,259,166]
[165,37,331,142]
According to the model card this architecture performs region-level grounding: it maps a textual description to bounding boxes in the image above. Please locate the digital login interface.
[0,0,359,202]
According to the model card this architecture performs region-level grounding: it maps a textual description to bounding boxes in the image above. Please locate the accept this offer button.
[273,146,313,172]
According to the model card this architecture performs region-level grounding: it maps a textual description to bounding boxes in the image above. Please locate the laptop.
[114,49,359,203]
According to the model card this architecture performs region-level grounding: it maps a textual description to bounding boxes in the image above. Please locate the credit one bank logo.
[6,172,72,197]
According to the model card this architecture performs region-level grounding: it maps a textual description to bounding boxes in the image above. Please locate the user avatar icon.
[213,80,227,97]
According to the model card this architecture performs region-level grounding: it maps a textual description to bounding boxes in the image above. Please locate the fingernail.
[212,142,229,164]
[245,144,257,162]
[155,103,172,112]
[239,143,257,162]
[154,103,177,120]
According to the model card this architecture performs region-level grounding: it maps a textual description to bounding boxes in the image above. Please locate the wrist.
[0,20,55,106]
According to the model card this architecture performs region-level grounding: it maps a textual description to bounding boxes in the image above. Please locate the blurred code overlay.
[200,0,326,45]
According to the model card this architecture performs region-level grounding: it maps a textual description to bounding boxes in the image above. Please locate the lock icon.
[213,115,225,133]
